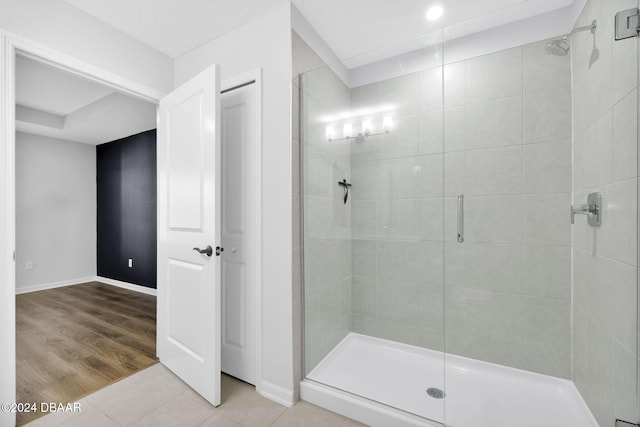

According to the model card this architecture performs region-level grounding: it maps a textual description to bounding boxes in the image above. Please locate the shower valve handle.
[570,204,594,223]
[570,192,602,227]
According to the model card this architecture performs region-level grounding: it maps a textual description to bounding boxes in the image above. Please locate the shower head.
[545,19,597,56]
[546,38,570,56]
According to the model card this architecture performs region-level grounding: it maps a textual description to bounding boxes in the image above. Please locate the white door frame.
[220,69,263,386]
[0,34,270,422]
[0,31,164,426]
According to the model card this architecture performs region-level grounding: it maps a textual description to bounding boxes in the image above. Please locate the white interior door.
[220,80,258,384]
[157,64,221,406]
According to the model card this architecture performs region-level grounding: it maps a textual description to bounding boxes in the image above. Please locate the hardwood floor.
[16,282,157,426]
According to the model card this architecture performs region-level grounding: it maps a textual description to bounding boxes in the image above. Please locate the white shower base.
[301,333,598,427]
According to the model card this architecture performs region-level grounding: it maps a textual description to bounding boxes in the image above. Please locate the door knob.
[193,245,213,257]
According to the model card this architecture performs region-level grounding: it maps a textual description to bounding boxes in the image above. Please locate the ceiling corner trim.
[291,4,350,87]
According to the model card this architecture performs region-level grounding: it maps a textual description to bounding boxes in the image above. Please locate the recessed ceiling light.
[426,5,444,21]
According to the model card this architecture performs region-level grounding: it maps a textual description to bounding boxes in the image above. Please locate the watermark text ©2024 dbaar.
[1,402,82,414]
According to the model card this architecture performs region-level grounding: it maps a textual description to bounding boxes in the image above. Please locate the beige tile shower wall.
[298,52,353,374]
[444,42,573,379]
[350,39,574,379]
[571,1,639,425]
[350,67,446,351]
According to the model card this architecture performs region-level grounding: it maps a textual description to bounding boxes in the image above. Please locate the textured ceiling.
[62,0,290,57]
[62,0,578,61]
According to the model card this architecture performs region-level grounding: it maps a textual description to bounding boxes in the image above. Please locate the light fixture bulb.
[326,126,335,140]
[343,123,353,138]
[426,5,444,21]
[382,116,393,132]
[362,120,372,135]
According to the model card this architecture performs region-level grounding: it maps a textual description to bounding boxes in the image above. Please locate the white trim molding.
[15,277,96,295]
[15,276,157,296]
[0,31,17,427]
[95,276,157,296]
[0,30,164,427]
[6,31,165,103]
[258,380,295,408]
[221,68,264,393]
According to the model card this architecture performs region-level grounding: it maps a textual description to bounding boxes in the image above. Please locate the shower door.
[441,2,640,425]
[440,36,580,426]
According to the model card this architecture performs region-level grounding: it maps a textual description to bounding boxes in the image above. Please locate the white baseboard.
[95,276,157,296]
[15,276,96,295]
[15,276,157,296]
[257,380,295,407]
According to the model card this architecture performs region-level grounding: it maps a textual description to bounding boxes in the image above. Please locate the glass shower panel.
[441,1,640,425]
[441,40,575,375]
[300,30,447,425]
[301,62,353,375]
[441,36,580,426]
[635,3,640,424]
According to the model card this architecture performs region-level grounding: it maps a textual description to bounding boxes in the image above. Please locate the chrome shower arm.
[568,20,597,37]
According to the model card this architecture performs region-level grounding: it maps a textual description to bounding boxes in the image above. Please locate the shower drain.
[426,388,446,399]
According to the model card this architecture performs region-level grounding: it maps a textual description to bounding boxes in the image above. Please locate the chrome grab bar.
[457,194,464,243]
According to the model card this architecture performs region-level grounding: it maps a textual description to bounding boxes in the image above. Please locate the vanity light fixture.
[325,126,336,140]
[382,116,393,131]
[343,123,353,138]
[326,116,392,142]
[362,119,372,135]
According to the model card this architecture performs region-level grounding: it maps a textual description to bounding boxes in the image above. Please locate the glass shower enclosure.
[299,29,447,425]
[297,2,640,425]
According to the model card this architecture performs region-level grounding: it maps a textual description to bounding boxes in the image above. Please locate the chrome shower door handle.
[457,194,464,243]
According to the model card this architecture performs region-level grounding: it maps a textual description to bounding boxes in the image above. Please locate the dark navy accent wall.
[97,129,157,288]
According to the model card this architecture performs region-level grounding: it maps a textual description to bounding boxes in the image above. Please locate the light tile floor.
[25,364,366,427]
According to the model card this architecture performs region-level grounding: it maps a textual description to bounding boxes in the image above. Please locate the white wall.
[0,0,173,93]
[175,4,295,405]
[15,132,96,292]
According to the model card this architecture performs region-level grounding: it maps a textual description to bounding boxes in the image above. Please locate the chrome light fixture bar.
[326,116,393,142]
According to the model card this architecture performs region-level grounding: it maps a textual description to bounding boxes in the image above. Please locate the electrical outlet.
[25,261,34,271]
[128,258,133,268]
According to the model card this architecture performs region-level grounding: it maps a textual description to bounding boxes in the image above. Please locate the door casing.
[220,70,262,385]
[0,31,266,425]
[0,31,163,427]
